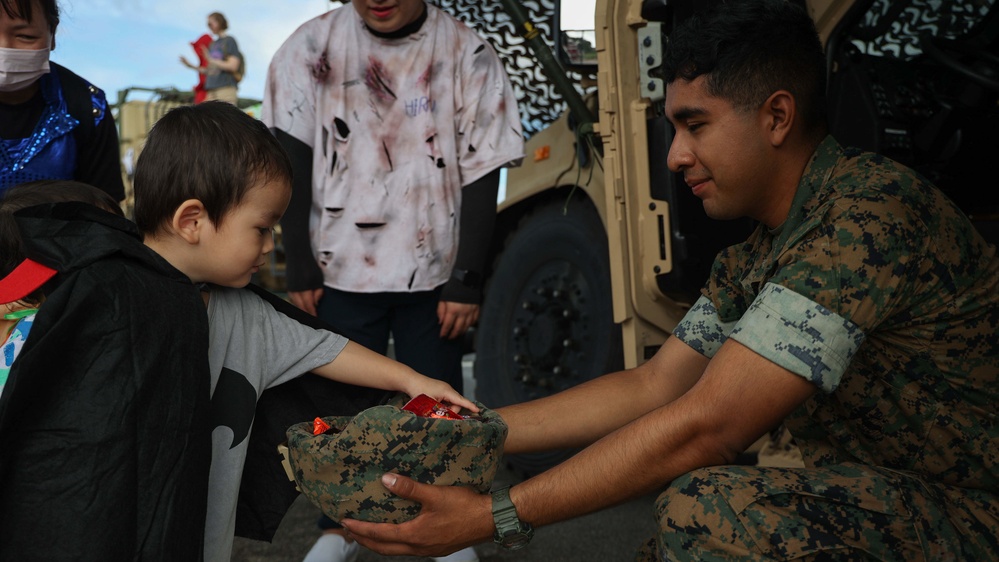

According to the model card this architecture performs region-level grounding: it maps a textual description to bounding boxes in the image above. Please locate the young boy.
[132,101,477,562]
[2,103,475,561]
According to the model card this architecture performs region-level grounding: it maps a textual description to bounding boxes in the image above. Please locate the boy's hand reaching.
[404,376,478,414]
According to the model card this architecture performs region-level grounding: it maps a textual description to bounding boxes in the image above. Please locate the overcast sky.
[53,0,596,105]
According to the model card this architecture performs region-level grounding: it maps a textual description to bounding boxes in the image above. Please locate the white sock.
[302,533,359,562]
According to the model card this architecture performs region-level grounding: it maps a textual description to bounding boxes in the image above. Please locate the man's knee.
[652,467,758,561]
[655,468,731,529]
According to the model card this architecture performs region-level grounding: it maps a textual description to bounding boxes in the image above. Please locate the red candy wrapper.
[402,394,465,420]
[313,417,332,435]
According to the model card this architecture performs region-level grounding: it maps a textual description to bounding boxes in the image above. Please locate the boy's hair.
[662,0,827,136]
[1,180,123,305]
[0,0,59,33]
[132,101,292,237]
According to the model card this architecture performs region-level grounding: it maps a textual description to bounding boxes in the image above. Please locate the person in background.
[0,0,125,200]
[181,11,242,105]
[340,1,999,560]
[262,1,524,560]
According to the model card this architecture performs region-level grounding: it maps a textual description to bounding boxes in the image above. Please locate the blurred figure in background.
[181,11,243,104]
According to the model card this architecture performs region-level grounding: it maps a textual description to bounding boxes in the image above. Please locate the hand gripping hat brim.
[286,394,508,524]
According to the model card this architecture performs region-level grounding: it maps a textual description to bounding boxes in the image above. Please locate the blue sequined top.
[0,69,107,194]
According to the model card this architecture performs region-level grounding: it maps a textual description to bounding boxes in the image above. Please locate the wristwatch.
[491,486,534,550]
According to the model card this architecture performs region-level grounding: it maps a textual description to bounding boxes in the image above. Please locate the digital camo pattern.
[432,0,591,137]
[638,463,999,560]
[728,282,865,393]
[702,135,999,491]
[286,394,507,524]
[850,0,995,59]
[665,136,999,558]
[671,295,735,358]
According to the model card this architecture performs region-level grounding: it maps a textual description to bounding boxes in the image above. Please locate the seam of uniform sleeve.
[729,282,865,393]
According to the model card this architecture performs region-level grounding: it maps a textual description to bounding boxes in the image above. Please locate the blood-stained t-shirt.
[262,3,523,292]
[673,136,999,492]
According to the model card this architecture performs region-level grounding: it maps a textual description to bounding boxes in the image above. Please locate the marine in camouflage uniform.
[643,136,999,560]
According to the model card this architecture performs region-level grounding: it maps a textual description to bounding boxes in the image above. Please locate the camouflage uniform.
[645,136,999,560]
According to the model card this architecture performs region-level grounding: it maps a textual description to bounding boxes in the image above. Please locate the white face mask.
[0,46,51,93]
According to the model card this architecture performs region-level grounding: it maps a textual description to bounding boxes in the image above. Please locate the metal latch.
[638,22,664,102]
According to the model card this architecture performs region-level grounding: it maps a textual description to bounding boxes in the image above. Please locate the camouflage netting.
[431,0,589,138]
[286,394,508,524]
[849,0,996,58]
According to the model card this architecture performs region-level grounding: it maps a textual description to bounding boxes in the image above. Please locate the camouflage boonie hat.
[286,393,508,524]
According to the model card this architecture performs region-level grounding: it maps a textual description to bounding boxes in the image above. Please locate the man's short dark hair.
[132,101,292,236]
[662,0,827,134]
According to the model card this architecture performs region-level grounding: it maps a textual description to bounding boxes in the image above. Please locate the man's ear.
[171,199,209,244]
[760,90,795,147]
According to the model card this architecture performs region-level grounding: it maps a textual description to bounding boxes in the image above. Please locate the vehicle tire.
[475,193,623,475]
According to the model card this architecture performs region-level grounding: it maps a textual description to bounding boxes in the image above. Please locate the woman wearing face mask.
[0,0,125,200]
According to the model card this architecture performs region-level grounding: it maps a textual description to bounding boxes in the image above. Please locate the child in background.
[0,180,123,397]
[1,180,213,559]
[131,101,477,562]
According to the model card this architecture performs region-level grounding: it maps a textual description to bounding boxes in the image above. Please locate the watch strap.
[491,486,534,550]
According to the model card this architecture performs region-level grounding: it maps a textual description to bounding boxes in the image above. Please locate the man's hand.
[289,288,323,316]
[437,301,479,339]
[341,473,494,557]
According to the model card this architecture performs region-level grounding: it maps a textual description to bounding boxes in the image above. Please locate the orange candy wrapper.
[401,394,465,420]
[313,417,332,435]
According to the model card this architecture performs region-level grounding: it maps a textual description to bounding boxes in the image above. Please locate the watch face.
[500,531,532,550]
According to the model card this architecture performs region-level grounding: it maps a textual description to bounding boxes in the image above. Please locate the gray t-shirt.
[203,287,347,562]
[204,35,241,91]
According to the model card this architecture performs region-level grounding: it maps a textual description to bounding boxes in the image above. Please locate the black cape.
[0,203,391,551]
[0,203,211,561]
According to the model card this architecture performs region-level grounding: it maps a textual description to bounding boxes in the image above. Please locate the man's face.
[352,0,425,35]
[0,0,52,50]
[197,178,291,288]
[665,76,777,225]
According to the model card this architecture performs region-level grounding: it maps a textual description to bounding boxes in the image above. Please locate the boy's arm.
[310,341,477,413]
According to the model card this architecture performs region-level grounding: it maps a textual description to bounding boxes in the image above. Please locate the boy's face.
[197,178,290,288]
